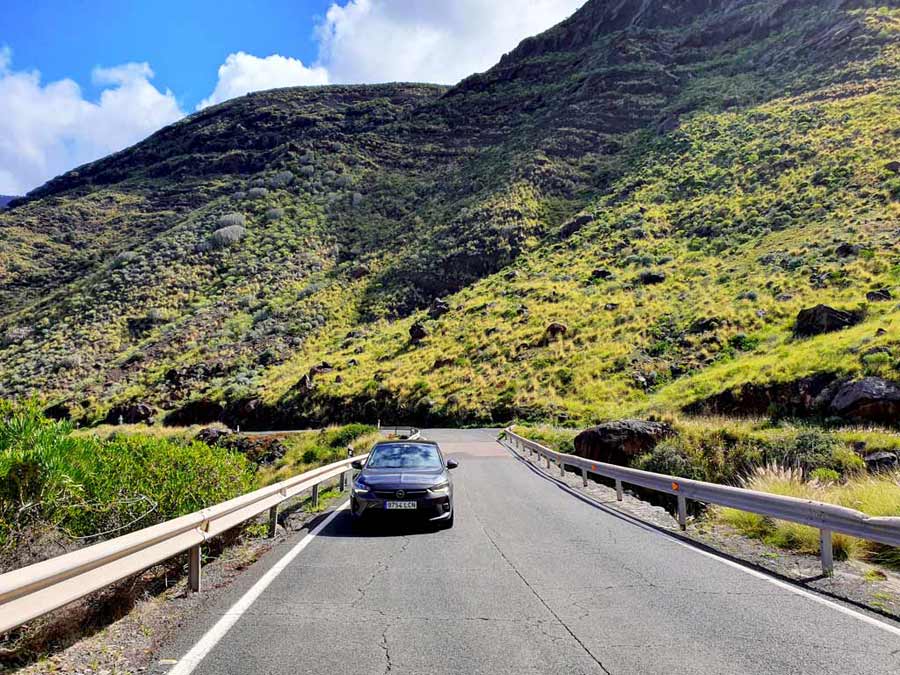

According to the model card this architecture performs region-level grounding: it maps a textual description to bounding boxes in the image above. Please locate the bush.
[247,187,269,199]
[218,213,246,228]
[268,171,294,188]
[770,430,863,477]
[0,401,253,552]
[810,467,840,483]
[209,225,248,249]
[636,441,705,480]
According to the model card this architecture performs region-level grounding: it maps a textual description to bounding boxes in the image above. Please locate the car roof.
[372,439,439,447]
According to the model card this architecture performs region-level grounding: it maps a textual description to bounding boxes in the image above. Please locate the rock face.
[828,377,900,424]
[574,420,674,466]
[793,304,863,337]
[164,399,225,427]
[105,402,155,425]
[409,322,428,343]
[864,451,898,473]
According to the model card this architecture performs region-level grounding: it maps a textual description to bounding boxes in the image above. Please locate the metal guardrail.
[0,453,368,635]
[503,428,900,575]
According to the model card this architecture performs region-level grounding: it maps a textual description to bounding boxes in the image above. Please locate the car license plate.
[385,501,417,510]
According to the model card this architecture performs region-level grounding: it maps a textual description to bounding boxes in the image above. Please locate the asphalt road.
[158,429,900,674]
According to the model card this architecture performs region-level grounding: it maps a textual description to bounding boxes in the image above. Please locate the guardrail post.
[188,545,202,593]
[581,467,588,487]
[311,483,320,510]
[615,480,623,501]
[677,495,687,531]
[820,529,834,575]
[268,505,278,538]
[559,459,565,477]
[545,454,551,469]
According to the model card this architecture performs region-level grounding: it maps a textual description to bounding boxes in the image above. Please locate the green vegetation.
[256,424,379,484]
[0,2,898,431]
[0,401,253,556]
[718,465,900,567]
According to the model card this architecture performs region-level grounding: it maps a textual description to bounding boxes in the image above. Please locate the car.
[350,439,458,528]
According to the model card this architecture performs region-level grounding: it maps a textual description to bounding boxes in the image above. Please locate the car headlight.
[428,482,450,495]
[353,479,370,495]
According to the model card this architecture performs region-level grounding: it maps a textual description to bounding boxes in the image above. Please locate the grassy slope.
[271,61,900,424]
[0,2,897,428]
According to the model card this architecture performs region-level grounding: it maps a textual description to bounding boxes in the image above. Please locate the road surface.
[157,429,900,674]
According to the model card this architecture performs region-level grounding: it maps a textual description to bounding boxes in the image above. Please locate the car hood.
[360,467,447,490]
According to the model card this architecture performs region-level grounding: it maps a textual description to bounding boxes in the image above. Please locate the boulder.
[638,270,666,285]
[44,402,72,421]
[195,428,234,445]
[864,451,898,473]
[308,362,333,376]
[793,304,863,337]
[428,298,451,319]
[885,161,900,175]
[835,242,860,258]
[574,420,674,466]
[350,265,369,280]
[866,289,893,302]
[409,322,428,343]
[105,402,155,425]
[591,268,615,280]
[828,377,900,426]
[544,322,568,341]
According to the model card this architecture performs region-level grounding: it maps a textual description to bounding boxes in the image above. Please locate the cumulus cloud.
[316,0,585,85]
[0,49,183,194]
[197,52,329,110]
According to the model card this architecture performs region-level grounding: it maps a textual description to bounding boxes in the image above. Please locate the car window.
[367,443,443,469]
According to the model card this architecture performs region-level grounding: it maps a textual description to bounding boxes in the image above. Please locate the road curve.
[156,429,899,674]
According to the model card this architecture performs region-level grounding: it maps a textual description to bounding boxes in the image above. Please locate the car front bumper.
[351,492,452,521]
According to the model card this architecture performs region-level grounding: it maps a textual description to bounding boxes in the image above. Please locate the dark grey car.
[350,440,457,528]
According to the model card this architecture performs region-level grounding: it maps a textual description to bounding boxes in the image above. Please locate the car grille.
[372,489,428,499]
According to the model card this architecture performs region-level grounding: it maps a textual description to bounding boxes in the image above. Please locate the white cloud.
[0,49,183,194]
[316,0,586,85]
[197,52,329,110]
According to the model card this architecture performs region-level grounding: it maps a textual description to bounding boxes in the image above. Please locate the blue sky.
[0,0,584,194]
[3,0,332,111]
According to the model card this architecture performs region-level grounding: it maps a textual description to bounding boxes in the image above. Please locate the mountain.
[0,197,16,209]
[0,0,898,428]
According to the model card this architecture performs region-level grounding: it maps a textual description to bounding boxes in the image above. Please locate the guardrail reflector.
[672,482,680,491]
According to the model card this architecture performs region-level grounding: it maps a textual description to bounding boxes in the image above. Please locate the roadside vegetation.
[0,401,378,572]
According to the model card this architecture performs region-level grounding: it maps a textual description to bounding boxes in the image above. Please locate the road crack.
[380,624,394,674]
[471,509,612,674]
[353,536,411,607]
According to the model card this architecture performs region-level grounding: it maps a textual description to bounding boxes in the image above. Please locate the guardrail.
[0,452,368,635]
[503,428,900,575]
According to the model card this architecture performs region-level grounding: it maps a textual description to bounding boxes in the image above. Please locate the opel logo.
[396,490,405,499]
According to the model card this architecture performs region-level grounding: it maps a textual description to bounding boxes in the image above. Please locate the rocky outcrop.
[164,399,225,427]
[866,289,892,302]
[828,377,900,425]
[794,304,863,337]
[685,374,900,427]
[428,298,451,319]
[638,270,666,285]
[574,420,674,466]
[104,402,155,425]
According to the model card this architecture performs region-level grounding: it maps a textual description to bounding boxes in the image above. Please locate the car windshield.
[367,443,443,469]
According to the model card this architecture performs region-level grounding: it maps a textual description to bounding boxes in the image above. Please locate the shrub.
[0,401,253,552]
[268,171,294,188]
[636,441,705,480]
[810,467,840,483]
[247,187,269,199]
[209,225,248,249]
[218,213,246,228]
[265,207,285,221]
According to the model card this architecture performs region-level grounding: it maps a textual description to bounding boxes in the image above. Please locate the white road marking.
[167,502,349,675]
[501,439,900,640]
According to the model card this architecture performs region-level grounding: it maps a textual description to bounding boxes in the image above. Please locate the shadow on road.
[316,509,450,539]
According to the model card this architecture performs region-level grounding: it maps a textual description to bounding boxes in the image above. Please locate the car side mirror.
[446,459,459,470]
[351,459,364,470]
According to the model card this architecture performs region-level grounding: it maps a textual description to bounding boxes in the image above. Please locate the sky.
[0,0,585,195]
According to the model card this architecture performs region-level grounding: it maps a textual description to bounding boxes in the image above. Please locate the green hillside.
[0,0,898,429]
